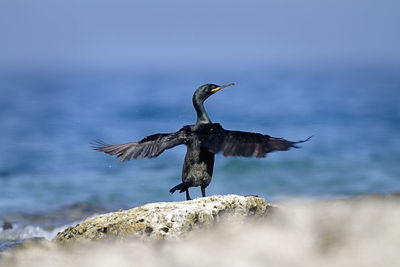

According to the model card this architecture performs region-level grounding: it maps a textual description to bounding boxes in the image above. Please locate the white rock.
[53,194,273,243]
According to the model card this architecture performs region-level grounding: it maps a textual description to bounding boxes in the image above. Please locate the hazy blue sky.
[0,0,399,70]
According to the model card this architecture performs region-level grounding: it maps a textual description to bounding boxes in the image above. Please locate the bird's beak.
[211,83,235,93]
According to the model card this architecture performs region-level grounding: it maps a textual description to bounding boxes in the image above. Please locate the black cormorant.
[93,83,310,200]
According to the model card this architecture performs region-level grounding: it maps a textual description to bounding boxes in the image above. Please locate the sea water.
[0,66,399,251]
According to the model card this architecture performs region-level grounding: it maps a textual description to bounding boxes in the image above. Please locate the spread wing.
[202,126,311,158]
[92,128,188,161]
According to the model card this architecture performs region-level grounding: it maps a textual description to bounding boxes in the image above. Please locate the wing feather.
[202,125,311,158]
[92,128,188,161]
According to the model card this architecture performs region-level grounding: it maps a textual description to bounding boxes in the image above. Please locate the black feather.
[200,124,309,158]
[92,128,188,161]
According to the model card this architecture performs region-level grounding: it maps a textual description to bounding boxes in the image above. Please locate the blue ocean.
[0,66,399,251]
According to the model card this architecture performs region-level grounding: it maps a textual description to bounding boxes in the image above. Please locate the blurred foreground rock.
[54,194,273,243]
[4,197,400,267]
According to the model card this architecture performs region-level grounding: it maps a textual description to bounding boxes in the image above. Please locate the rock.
[53,194,273,243]
[345,191,400,202]
[4,198,400,267]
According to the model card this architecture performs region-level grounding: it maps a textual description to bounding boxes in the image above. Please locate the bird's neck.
[193,99,212,128]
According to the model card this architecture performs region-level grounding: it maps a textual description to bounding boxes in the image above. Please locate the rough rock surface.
[54,194,273,243]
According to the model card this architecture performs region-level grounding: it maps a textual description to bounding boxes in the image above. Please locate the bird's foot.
[186,190,191,200]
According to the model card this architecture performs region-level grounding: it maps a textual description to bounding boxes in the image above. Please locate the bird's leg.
[186,190,191,200]
[201,187,206,197]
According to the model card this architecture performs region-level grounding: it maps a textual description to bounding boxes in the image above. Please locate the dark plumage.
[93,83,310,200]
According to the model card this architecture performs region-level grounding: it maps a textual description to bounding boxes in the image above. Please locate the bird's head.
[193,83,235,103]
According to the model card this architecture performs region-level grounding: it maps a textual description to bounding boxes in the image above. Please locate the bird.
[93,83,311,200]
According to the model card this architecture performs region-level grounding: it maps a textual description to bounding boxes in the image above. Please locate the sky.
[0,0,399,70]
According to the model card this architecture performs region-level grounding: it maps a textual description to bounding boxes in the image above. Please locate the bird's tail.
[169,182,191,194]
